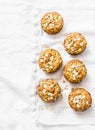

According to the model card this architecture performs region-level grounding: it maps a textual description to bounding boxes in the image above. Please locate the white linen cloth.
[0,0,95,129]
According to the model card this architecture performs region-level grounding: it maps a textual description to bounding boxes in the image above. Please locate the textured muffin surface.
[38,49,62,73]
[41,12,63,34]
[64,32,87,55]
[68,88,92,111]
[63,60,87,83]
[37,79,61,103]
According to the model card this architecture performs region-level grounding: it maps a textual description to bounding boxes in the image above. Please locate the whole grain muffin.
[37,79,61,103]
[38,49,62,73]
[68,88,92,111]
[41,12,64,34]
[64,32,87,55]
[63,60,87,83]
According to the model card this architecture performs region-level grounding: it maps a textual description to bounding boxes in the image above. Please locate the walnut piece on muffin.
[37,79,61,103]
[68,88,92,111]
[63,60,87,83]
[38,49,62,73]
[64,32,87,55]
[41,12,64,34]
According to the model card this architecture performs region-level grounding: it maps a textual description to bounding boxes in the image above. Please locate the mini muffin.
[64,32,87,55]
[37,79,61,103]
[41,12,64,34]
[63,60,87,83]
[68,88,92,111]
[38,49,62,73]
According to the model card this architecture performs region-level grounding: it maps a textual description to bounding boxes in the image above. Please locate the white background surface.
[0,0,95,129]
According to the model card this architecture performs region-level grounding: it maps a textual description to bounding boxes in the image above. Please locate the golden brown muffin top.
[64,32,87,55]
[41,12,64,34]
[68,88,92,111]
[37,79,61,103]
[38,49,62,73]
[63,60,87,83]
